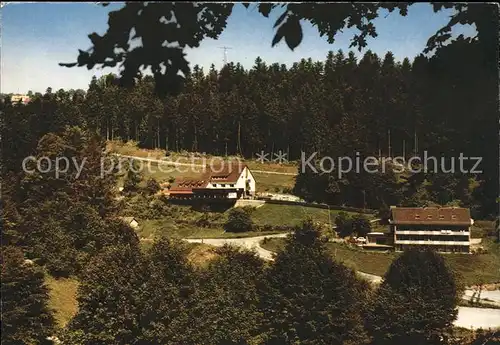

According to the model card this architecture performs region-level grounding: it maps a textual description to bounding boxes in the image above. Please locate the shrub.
[195,213,211,228]
[224,208,254,233]
[2,246,55,343]
[365,248,463,344]
[351,214,371,237]
[145,178,161,195]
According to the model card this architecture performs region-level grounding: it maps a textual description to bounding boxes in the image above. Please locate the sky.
[1,2,476,94]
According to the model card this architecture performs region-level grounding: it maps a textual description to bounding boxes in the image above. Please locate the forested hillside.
[2,43,496,217]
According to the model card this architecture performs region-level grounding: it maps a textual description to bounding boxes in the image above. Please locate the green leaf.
[284,16,303,50]
[59,62,78,68]
[274,10,288,28]
[258,3,274,17]
[272,26,285,47]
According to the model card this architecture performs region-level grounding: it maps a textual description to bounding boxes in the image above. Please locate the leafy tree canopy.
[60,3,497,96]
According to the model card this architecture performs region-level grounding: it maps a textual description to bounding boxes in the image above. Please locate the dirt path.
[184,233,288,261]
[114,154,297,176]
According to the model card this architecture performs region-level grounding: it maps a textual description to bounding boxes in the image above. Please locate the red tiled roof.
[206,162,246,183]
[390,207,471,226]
[168,161,247,193]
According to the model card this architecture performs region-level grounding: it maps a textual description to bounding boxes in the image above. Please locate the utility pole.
[414,129,418,157]
[237,121,242,157]
[388,129,391,158]
[218,46,233,66]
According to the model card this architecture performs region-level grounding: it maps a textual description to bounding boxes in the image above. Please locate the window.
[451,215,457,220]
[212,184,217,187]
[439,215,445,220]
[230,184,234,187]
[415,215,420,220]
[221,184,226,187]
[427,215,433,220]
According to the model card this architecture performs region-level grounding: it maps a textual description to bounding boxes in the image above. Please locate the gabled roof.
[390,207,471,226]
[119,216,138,224]
[206,162,246,183]
[168,161,248,193]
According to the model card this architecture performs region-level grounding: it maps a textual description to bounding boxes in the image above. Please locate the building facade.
[389,206,473,253]
[10,94,30,104]
[167,162,256,201]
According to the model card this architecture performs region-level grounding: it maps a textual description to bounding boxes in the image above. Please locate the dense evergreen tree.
[258,220,371,344]
[64,245,144,344]
[12,127,137,276]
[365,248,463,345]
[1,246,55,345]
[176,245,265,344]
[224,207,254,233]
[4,45,496,217]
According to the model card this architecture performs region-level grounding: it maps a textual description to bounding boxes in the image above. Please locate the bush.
[195,213,211,228]
[365,248,463,344]
[2,246,55,343]
[351,214,371,237]
[335,212,353,238]
[224,208,254,233]
[145,178,160,195]
[241,206,256,216]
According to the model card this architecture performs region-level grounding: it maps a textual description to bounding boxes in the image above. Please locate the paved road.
[462,289,500,307]
[455,307,500,329]
[182,233,500,330]
[114,154,297,176]
[184,233,289,261]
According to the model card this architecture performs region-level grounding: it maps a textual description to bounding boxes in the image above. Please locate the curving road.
[184,233,288,261]
[182,233,500,330]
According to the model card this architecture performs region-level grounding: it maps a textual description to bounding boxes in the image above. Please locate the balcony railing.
[394,240,470,246]
[395,230,470,236]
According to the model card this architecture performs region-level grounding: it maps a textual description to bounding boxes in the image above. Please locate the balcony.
[394,240,470,246]
[395,230,470,236]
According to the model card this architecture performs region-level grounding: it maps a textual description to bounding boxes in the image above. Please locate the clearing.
[45,275,79,328]
[108,140,297,193]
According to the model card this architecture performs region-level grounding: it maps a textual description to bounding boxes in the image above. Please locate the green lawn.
[45,275,79,328]
[261,237,500,286]
[130,200,372,240]
[109,140,298,193]
[138,218,285,240]
[251,203,370,227]
[253,172,296,193]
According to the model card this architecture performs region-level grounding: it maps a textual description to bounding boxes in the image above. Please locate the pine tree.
[1,246,55,345]
[365,248,464,345]
[259,220,371,344]
[176,245,265,344]
[65,245,144,345]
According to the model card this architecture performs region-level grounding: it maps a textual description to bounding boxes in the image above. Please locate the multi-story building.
[389,206,473,253]
[10,94,31,104]
[167,162,256,201]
